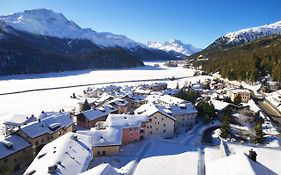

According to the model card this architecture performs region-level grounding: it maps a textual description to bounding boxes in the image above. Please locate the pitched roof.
[20,112,73,138]
[206,153,277,175]
[105,114,149,128]
[157,95,186,105]
[81,105,117,121]
[0,134,31,159]
[134,103,176,121]
[24,133,92,175]
[78,163,119,175]
[78,127,122,147]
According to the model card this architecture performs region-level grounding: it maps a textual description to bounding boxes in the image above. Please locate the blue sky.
[0,0,280,48]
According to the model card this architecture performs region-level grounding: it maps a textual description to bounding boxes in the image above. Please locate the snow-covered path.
[123,121,222,175]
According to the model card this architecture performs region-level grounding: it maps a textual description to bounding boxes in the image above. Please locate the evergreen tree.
[196,101,216,123]
[81,99,91,111]
[220,114,230,139]
[175,88,201,104]
[254,122,265,144]
[233,94,242,105]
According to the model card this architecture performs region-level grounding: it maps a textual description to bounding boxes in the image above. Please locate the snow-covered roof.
[247,99,261,113]
[131,95,146,102]
[157,95,186,105]
[20,112,73,138]
[37,111,62,120]
[0,134,31,159]
[206,153,277,175]
[211,100,230,111]
[134,103,176,121]
[24,132,92,175]
[78,127,122,147]
[230,88,251,94]
[144,94,161,103]
[78,163,119,175]
[3,114,35,126]
[169,103,198,115]
[81,105,117,121]
[105,114,149,128]
[109,98,128,107]
[133,88,152,95]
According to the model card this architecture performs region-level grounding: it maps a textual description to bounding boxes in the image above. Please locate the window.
[156,128,158,131]
[162,118,164,121]
[14,158,17,163]
[36,141,39,146]
[4,159,8,163]
[102,151,106,155]
[163,124,166,126]
[164,130,166,133]
[97,151,100,155]
[41,138,45,143]
[150,131,153,134]
[150,126,152,128]
[149,119,152,122]
[158,122,159,124]
[155,122,157,124]
[155,117,157,119]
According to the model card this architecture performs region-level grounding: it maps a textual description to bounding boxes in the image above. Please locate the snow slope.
[0,9,143,48]
[147,39,201,56]
[224,20,281,44]
[133,141,199,175]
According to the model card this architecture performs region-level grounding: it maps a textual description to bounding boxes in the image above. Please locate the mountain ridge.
[147,39,201,57]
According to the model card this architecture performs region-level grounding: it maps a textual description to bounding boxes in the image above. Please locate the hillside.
[0,9,178,76]
[190,35,281,83]
[0,26,145,75]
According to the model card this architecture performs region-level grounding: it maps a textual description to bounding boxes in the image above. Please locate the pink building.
[105,114,148,145]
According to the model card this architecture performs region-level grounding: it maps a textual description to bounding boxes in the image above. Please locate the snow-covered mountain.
[0,9,180,75]
[0,9,143,49]
[223,20,281,45]
[147,39,201,57]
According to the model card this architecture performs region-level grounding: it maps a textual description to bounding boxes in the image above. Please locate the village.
[0,62,281,175]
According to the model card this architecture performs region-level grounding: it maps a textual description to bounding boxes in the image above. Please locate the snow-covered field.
[0,62,209,122]
[0,62,193,93]
[134,141,199,175]
[0,62,212,138]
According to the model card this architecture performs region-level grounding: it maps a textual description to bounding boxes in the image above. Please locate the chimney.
[248,148,257,162]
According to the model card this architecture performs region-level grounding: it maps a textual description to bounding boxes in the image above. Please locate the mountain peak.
[0,9,143,48]
[147,39,201,56]
[170,39,183,44]
[223,20,281,44]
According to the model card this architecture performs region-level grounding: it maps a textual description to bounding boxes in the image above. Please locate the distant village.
[0,69,281,175]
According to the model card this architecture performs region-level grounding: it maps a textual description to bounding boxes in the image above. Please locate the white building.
[134,103,175,138]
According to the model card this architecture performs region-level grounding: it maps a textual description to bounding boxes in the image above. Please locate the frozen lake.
[0,61,209,127]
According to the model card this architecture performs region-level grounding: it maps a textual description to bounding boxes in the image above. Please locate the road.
[0,75,193,96]
[126,122,221,175]
[256,100,281,132]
